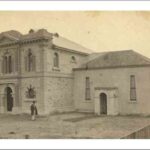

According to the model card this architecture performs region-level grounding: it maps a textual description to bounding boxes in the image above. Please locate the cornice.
[52,44,89,56]
[73,64,150,71]
[0,37,49,48]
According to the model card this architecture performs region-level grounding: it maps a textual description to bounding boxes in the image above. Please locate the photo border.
[0,1,150,149]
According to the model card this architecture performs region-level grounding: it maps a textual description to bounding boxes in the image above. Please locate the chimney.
[29,29,34,34]
[53,33,59,37]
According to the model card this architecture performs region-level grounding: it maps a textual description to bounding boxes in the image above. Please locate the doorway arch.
[100,93,107,114]
[5,87,13,111]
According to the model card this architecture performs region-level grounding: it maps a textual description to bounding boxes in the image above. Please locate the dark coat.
[30,104,38,115]
[8,96,13,111]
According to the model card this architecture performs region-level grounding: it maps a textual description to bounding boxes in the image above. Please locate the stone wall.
[46,47,87,74]
[42,43,88,114]
[73,67,150,115]
[44,75,74,114]
[0,39,89,114]
[20,77,45,114]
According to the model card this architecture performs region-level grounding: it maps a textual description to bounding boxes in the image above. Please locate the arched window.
[2,53,13,74]
[53,52,59,67]
[25,49,36,72]
[71,56,76,63]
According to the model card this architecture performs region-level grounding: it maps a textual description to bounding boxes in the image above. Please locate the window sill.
[2,72,14,75]
[85,98,91,100]
[24,99,36,102]
[84,99,92,103]
[52,67,60,71]
[128,100,137,104]
[70,61,77,64]
[25,71,36,73]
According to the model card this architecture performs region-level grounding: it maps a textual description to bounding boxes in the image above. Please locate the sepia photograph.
[0,11,150,140]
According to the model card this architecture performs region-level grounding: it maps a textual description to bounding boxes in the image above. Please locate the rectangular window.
[25,56,28,72]
[85,77,91,100]
[4,56,7,74]
[130,75,137,101]
[8,56,12,73]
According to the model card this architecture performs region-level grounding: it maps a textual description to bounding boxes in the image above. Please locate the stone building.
[74,50,150,115]
[1,28,150,115]
[0,29,90,114]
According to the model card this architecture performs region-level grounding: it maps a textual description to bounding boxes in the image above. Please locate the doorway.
[5,87,13,111]
[100,93,107,114]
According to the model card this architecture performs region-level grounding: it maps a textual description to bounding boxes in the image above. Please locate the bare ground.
[0,112,150,139]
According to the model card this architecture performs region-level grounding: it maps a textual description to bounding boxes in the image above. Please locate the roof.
[75,50,150,70]
[0,29,92,54]
[52,36,92,54]
[0,30,22,40]
[20,29,53,41]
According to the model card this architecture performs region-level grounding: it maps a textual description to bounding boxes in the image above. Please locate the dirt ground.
[0,112,150,139]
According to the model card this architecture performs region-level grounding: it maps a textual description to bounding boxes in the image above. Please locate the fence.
[121,125,150,139]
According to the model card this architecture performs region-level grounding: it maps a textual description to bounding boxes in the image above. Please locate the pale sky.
[0,11,150,57]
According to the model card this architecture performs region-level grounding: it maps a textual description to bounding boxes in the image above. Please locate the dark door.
[100,93,107,114]
[6,87,13,111]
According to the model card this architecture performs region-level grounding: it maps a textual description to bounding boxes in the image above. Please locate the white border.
[0,139,150,149]
[0,1,150,149]
[0,1,150,10]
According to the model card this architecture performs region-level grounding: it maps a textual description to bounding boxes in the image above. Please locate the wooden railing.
[121,125,150,139]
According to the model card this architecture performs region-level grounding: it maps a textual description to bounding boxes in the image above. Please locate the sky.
[0,11,150,57]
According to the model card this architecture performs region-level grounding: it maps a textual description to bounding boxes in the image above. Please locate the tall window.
[28,50,33,71]
[8,56,12,73]
[85,77,91,100]
[25,49,36,72]
[3,56,7,73]
[53,52,59,67]
[130,75,137,101]
[2,54,13,74]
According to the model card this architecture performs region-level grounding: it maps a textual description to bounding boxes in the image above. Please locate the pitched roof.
[0,29,91,54]
[52,35,92,54]
[76,50,150,70]
[0,30,22,40]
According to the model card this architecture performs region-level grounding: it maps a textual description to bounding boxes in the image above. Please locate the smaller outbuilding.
[73,50,150,116]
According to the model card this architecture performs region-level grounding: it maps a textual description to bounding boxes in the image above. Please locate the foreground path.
[0,113,150,139]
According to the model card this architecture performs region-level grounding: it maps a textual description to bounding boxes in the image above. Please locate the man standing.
[7,94,13,112]
[30,101,38,121]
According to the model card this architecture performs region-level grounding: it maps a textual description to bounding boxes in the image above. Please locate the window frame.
[130,75,137,101]
[71,56,77,63]
[2,54,13,74]
[85,77,91,100]
[25,49,36,72]
[53,52,59,68]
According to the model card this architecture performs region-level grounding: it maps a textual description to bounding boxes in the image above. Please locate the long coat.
[30,104,38,115]
[8,96,13,111]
